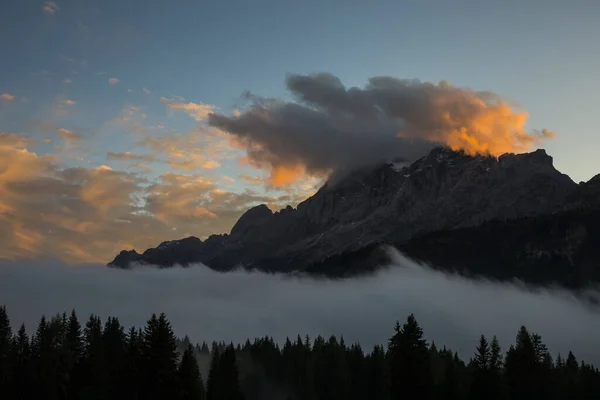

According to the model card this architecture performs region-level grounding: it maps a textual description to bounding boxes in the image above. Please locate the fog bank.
[1,248,598,364]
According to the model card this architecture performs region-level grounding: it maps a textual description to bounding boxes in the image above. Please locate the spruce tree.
[12,324,31,399]
[81,314,108,400]
[205,346,221,400]
[387,314,433,400]
[123,326,142,400]
[0,305,13,395]
[178,344,206,400]
[141,313,179,400]
[206,345,243,400]
[505,326,538,400]
[103,316,126,399]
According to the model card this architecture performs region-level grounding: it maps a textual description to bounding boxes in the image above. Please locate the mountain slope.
[108,147,577,273]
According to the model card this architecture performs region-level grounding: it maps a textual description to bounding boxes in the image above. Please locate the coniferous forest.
[0,305,599,400]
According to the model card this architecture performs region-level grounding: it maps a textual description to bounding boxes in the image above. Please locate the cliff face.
[108,146,579,274]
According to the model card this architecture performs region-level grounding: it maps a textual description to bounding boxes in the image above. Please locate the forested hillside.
[0,305,598,399]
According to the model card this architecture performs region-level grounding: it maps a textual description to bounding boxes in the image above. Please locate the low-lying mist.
[1,248,599,364]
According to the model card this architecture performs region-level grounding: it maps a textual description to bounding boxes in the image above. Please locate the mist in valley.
[1,248,598,364]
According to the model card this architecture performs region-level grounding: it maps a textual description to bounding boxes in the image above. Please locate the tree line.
[0,305,598,399]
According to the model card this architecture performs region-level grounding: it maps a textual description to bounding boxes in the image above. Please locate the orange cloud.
[0,93,15,101]
[268,165,306,187]
[414,99,556,157]
[55,128,84,144]
[61,99,76,106]
[167,159,221,170]
[193,206,217,218]
[160,97,218,121]
[108,78,120,85]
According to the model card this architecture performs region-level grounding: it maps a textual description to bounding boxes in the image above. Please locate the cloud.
[0,133,302,262]
[106,151,157,162]
[1,249,599,367]
[136,127,240,173]
[143,88,151,95]
[208,73,556,186]
[42,1,59,15]
[55,128,84,145]
[0,93,15,101]
[161,97,218,121]
[167,159,221,170]
[239,173,263,186]
[222,176,236,183]
[108,78,120,85]
[62,79,72,84]
[61,99,76,106]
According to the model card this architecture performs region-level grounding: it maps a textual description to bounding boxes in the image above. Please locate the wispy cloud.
[42,1,59,15]
[167,159,221,170]
[55,128,84,145]
[160,97,217,121]
[61,99,76,106]
[108,78,120,85]
[143,88,151,95]
[62,78,72,84]
[107,151,157,162]
[0,93,15,101]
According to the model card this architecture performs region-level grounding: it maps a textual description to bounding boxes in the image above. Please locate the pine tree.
[206,347,220,400]
[387,314,433,400]
[12,324,31,399]
[178,344,206,400]
[366,345,388,400]
[103,316,126,399]
[206,345,243,400]
[505,326,539,400]
[489,336,507,400]
[0,305,13,395]
[123,326,142,400]
[30,315,64,400]
[469,335,491,400]
[81,314,109,400]
[141,313,179,400]
[63,309,83,399]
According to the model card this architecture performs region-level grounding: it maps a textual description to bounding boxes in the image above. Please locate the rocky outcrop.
[564,174,600,210]
[107,147,579,272]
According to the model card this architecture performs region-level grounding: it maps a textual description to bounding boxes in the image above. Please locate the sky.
[2,249,600,365]
[1,0,600,263]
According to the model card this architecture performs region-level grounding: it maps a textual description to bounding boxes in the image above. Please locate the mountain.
[109,146,590,284]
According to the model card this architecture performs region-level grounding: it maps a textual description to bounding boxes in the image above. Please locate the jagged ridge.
[108,146,584,278]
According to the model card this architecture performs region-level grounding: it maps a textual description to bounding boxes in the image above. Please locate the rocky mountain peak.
[107,147,581,271]
[229,204,274,239]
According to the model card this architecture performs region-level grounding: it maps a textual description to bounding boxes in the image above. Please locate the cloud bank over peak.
[209,73,556,186]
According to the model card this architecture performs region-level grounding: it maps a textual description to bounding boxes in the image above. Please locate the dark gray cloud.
[208,73,555,182]
[1,248,599,364]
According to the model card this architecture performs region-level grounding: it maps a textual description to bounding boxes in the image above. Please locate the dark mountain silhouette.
[106,146,600,287]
